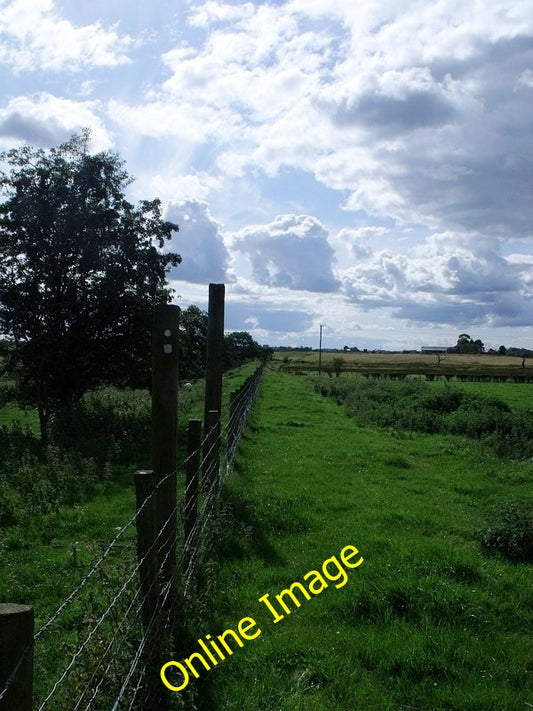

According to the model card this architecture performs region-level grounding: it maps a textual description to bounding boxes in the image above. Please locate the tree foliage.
[179,305,208,381]
[224,331,272,369]
[0,131,180,441]
[179,308,272,379]
[455,333,484,354]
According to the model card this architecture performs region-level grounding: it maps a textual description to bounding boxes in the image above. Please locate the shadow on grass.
[215,484,285,567]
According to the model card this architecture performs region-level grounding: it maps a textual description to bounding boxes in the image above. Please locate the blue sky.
[1,0,532,350]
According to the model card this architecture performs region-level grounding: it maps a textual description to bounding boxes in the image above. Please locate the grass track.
[197,369,532,710]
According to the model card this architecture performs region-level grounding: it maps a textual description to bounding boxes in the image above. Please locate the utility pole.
[318,324,324,376]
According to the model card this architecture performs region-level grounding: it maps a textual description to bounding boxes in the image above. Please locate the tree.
[179,305,208,380]
[224,331,262,369]
[0,131,180,443]
[455,333,484,354]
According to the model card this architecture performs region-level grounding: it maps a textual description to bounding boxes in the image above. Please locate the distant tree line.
[179,305,272,381]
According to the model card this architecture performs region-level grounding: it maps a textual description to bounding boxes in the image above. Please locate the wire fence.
[0,363,264,711]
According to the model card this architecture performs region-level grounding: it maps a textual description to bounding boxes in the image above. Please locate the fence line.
[0,345,264,708]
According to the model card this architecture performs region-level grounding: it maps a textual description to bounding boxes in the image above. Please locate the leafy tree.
[179,307,272,379]
[0,131,180,443]
[179,305,208,380]
[498,345,507,355]
[224,331,270,369]
[455,333,484,354]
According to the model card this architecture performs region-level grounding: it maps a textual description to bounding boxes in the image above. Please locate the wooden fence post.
[203,284,224,481]
[184,419,202,577]
[133,470,167,710]
[151,304,179,584]
[204,409,220,493]
[0,604,33,711]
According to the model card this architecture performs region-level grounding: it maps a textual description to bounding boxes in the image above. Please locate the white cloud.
[144,0,533,240]
[164,199,230,285]
[0,93,111,149]
[340,232,532,327]
[233,214,339,293]
[0,0,133,72]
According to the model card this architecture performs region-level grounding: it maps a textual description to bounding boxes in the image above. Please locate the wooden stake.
[0,604,33,711]
[151,304,179,584]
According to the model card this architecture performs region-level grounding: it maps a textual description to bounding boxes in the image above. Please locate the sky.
[1,0,532,351]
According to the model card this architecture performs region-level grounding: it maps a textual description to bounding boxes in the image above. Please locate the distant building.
[421,346,448,353]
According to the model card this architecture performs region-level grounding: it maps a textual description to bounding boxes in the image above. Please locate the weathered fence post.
[203,284,224,482]
[0,604,33,711]
[184,419,202,576]
[204,408,220,493]
[151,304,179,584]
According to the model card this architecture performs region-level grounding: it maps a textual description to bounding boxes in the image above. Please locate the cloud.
[0,0,132,72]
[164,199,230,284]
[225,303,314,334]
[145,0,533,240]
[329,67,458,132]
[234,214,339,292]
[340,232,532,327]
[0,94,111,149]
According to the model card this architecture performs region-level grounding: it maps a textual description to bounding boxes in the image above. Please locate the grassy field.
[273,349,532,379]
[1,362,531,708]
[190,369,532,710]
[429,378,533,411]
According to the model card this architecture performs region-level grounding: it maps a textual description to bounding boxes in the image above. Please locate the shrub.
[480,500,533,562]
[50,386,151,463]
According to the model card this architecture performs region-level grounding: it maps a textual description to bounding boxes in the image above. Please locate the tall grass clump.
[0,446,104,527]
[480,499,533,562]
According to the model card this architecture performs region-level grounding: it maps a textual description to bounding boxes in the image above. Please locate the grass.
[190,370,532,710]
[428,379,533,410]
[0,401,40,434]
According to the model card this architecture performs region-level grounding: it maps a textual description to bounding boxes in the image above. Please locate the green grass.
[1,365,530,708]
[0,401,40,434]
[428,378,533,410]
[190,370,532,710]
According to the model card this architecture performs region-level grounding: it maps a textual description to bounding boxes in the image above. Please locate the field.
[192,369,532,710]
[1,360,532,709]
[273,350,532,381]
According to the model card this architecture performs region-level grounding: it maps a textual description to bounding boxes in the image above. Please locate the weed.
[480,499,533,562]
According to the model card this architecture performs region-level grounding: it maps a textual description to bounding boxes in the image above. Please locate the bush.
[480,500,533,562]
[50,386,151,463]
[0,446,105,526]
